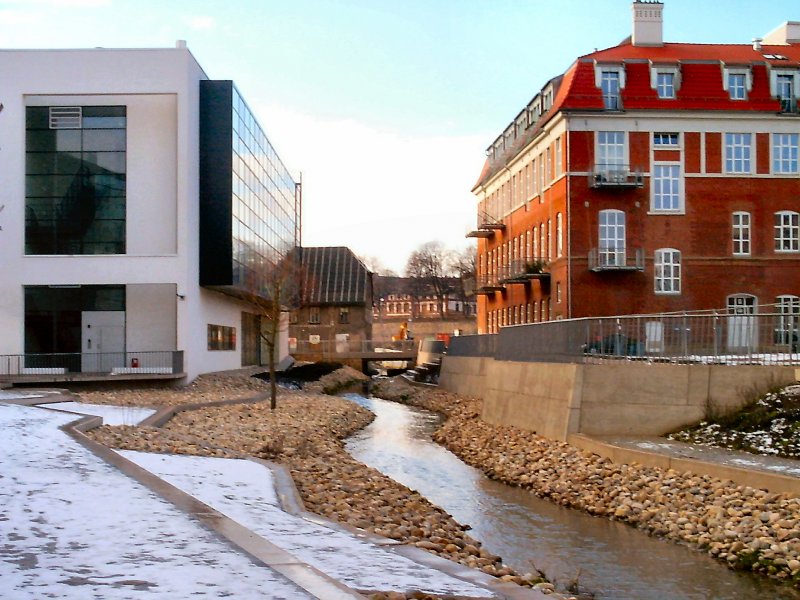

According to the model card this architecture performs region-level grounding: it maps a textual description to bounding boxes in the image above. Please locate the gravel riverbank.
[81,371,555,599]
[371,378,800,589]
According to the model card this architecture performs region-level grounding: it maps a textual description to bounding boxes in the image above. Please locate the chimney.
[632,1,664,47]
[176,40,187,49]
[753,38,763,52]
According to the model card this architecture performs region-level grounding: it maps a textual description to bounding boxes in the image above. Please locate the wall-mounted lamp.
[176,293,186,300]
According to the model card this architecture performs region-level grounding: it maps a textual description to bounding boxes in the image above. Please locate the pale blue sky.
[2,0,798,272]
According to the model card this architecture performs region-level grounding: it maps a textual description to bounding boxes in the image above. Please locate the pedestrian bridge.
[290,339,417,363]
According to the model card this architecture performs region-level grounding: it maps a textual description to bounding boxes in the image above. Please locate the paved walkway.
[0,391,540,600]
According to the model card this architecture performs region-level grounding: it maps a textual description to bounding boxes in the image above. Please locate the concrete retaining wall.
[439,356,798,440]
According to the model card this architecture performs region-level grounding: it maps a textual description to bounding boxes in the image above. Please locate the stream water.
[343,394,800,600]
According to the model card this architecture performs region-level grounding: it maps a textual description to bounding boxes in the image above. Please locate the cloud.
[253,103,486,273]
[185,15,215,31]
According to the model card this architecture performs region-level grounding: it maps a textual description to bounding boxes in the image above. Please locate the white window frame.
[774,210,800,253]
[653,132,679,147]
[727,294,757,315]
[651,164,683,213]
[775,295,800,346]
[651,66,680,99]
[654,248,681,295]
[724,133,752,174]
[772,133,799,174]
[723,67,752,100]
[555,137,562,177]
[595,65,625,110]
[599,209,626,267]
[770,70,800,111]
[556,212,563,257]
[732,211,751,256]
[596,131,626,173]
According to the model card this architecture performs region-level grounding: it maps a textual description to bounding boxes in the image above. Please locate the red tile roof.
[473,39,800,191]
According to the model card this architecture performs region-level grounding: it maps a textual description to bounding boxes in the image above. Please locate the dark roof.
[301,247,371,306]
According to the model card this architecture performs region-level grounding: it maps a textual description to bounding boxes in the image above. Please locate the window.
[654,249,681,294]
[776,73,796,112]
[556,282,562,303]
[775,211,800,252]
[25,106,127,255]
[308,306,320,324]
[725,133,752,173]
[656,72,675,98]
[290,311,298,324]
[555,138,562,176]
[597,131,625,172]
[600,70,622,110]
[208,324,236,351]
[547,219,552,260]
[728,294,756,314]
[728,73,746,100]
[653,132,679,147]
[599,209,626,267]
[652,165,681,211]
[775,295,800,345]
[556,213,563,257]
[773,133,799,174]
[732,212,751,256]
[338,307,349,324]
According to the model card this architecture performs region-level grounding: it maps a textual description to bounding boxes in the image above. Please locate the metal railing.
[475,274,505,291]
[449,313,800,366]
[588,164,644,188]
[588,247,645,271]
[0,350,184,377]
[290,339,416,355]
[499,258,550,282]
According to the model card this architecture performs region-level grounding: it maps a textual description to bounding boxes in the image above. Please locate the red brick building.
[471,2,800,334]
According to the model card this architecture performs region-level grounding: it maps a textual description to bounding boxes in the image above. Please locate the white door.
[81,311,125,373]
[599,209,625,267]
[726,295,757,353]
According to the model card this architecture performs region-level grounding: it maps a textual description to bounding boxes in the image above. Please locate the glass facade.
[231,86,299,294]
[199,80,301,302]
[24,285,125,354]
[25,106,126,254]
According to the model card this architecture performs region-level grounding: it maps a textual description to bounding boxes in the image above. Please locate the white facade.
[0,47,292,381]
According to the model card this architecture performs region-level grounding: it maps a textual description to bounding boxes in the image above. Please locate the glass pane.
[82,129,126,152]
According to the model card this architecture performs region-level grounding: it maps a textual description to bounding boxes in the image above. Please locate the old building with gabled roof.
[289,247,373,349]
[471,1,800,335]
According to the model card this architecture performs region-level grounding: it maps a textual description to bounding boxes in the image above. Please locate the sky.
[2,0,799,273]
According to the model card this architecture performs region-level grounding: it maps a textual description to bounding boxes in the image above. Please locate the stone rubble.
[81,371,562,599]
[370,378,800,590]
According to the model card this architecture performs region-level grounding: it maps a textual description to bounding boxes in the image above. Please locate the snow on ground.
[0,403,314,599]
[37,401,155,426]
[0,390,61,400]
[119,451,497,598]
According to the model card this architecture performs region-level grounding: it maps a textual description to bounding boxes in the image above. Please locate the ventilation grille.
[49,106,82,129]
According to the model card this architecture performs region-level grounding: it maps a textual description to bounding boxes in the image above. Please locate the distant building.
[289,247,373,351]
[373,275,476,321]
[471,2,800,333]
[0,45,301,381]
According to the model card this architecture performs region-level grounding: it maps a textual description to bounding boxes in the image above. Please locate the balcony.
[588,247,645,272]
[474,274,505,295]
[498,258,551,284]
[779,97,799,114]
[467,210,506,238]
[589,164,644,189]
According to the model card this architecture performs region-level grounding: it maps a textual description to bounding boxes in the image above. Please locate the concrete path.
[1,392,541,600]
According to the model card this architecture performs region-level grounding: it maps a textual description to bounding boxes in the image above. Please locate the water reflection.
[344,394,800,600]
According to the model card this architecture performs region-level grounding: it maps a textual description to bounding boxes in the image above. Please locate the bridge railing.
[290,339,416,356]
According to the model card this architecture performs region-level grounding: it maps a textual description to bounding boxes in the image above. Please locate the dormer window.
[722,66,752,101]
[600,70,622,109]
[770,70,800,113]
[651,66,680,99]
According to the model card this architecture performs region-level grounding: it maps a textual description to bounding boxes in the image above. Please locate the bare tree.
[358,254,398,276]
[405,241,455,319]
[449,244,477,312]
[251,250,304,410]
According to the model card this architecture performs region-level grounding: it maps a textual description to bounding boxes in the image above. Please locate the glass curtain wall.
[25,106,126,254]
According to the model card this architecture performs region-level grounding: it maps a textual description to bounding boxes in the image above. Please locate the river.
[343,394,799,600]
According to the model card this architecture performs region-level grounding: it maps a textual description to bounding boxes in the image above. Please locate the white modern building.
[0,44,301,382]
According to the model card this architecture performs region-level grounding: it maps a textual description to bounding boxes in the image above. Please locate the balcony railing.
[589,164,644,188]
[474,274,506,294]
[290,339,416,356]
[499,258,551,283]
[779,96,799,114]
[0,350,184,379]
[588,247,645,272]
[467,210,506,238]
